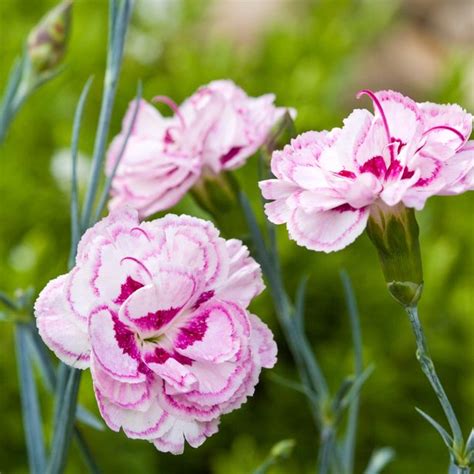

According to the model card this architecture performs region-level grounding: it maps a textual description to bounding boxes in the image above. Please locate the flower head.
[107,80,291,218]
[260,89,473,253]
[34,208,276,454]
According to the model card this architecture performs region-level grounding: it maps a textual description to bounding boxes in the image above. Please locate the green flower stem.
[405,306,463,448]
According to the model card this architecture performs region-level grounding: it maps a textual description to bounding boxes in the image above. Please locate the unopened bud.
[27,0,72,74]
[191,169,247,238]
[270,439,295,460]
[261,110,297,161]
[366,202,423,307]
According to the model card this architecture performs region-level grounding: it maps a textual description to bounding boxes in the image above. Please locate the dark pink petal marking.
[175,311,209,350]
[422,125,465,144]
[164,129,175,144]
[415,160,441,187]
[152,95,186,129]
[356,89,392,154]
[390,138,406,154]
[114,277,144,305]
[401,167,415,180]
[386,159,403,180]
[333,203,358,213]
[193,290,215,309]
[338,170,356,179]
[148,347,193,366]
[134,308,182,332]
[112,313,140,360]
[220,146,242,166]
[359,156,386,179]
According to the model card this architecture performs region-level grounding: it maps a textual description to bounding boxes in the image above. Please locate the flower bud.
[27,0,72,75]
[270,439,295,459]
[261,110,297,161]
[366,202,423,307]
[190,169,247,238]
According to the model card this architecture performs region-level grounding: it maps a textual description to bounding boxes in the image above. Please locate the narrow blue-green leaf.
[466,428,474,452]
[364,447,395,474]
[340,269,363,473]
[15,324,46,474]
[81,0,132,229]
[69,76,94,267]
[28,330,104,430]
[28,327,56,391]
[74,427,102,474]
[47,368,82,474]
[239,191,271,272]
[339,364,374,411]
[269,373,319,407]
[0,56,25,143]
[76,406,105,431]
[294,275,308,332]
[94,81,142,221]
[415,407,454,449]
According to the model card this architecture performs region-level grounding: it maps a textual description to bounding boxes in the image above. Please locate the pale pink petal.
[263,199,292,225]
[419,102,472,154]
[249,314,277,369]
[143,214,229,289]
[375,90,424,144]
[95,386,171,440]
[153,418,219,454]
[287,207,369,252]
[216,239,264,308]
[91,356,151,411]
[34,274,90,369]
[89,307,144,382]
[318,109,374,172]
[174,301,240,364]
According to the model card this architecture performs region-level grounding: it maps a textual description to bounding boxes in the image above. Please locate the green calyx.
[366,202,423,307]
[190,169,247,239]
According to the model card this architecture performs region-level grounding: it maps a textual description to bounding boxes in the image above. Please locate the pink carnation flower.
[260,89,473,252]
[34,208,276,454]
[107,80,291,218]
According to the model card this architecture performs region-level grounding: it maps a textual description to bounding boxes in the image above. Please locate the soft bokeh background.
[1,0,473,472]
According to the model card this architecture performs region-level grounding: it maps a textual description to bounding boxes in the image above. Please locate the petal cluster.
[34,208,276,453]
[260,90,473,252]
[107,80,291,218]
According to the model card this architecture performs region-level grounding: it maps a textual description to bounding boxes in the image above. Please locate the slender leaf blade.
[15,324,46,474]
[415,407,454,449]
[364,447,395,474]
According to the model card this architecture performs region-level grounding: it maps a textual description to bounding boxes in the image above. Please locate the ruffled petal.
[152,417,219,454]
[174,301,240,364]
[419,102,472,155]
[215,239,264,308]
[89,307,144,382]
[95,385,171,440]
[91,356,151,411]
[34,274,90,369]
[375,90,424,145]
[143,214,229,289]
[249,314,277,369]
[287,206,369,252]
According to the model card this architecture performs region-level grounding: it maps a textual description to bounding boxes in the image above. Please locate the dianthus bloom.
[34,208,276,453]
[107,80,291,218]
[260,89,473,252]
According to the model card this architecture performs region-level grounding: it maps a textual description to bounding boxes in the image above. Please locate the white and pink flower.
[107,80,291,218]
[34,208,276,454]
[260,89,473,252]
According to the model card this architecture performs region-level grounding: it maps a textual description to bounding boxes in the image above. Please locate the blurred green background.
[1,0,473,473]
